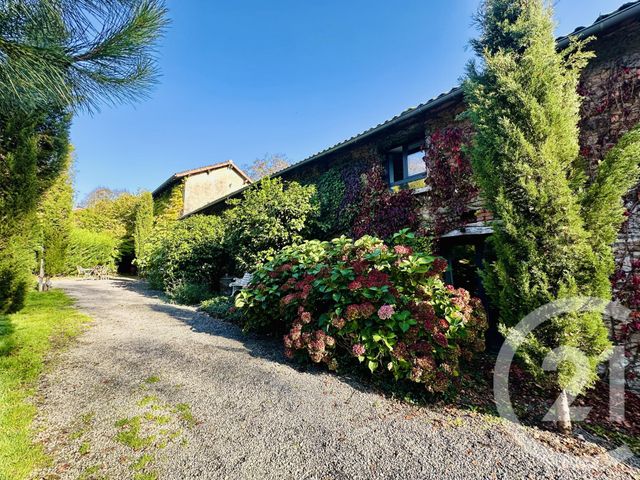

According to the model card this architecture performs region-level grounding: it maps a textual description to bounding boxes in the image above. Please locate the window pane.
[391,152,404,182]
[407,150,426,177]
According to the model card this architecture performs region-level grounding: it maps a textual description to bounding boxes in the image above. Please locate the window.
[387,143,426,189]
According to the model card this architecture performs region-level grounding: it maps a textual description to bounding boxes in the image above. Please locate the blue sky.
[70,0,628,202]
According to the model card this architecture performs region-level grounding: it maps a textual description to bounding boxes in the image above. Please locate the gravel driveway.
[32,279,638,480]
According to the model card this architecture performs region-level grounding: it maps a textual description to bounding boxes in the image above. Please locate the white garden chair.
[229,273,253,295]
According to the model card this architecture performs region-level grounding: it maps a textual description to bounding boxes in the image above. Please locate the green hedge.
[63,228,119,274]
[142,215,226,302]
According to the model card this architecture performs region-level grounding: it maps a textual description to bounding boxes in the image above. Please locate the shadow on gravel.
[110,281,385,400]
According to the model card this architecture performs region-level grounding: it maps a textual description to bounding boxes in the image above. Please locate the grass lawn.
[0,289,90,480]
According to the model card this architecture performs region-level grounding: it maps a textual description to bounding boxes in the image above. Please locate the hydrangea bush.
[236,230,488,392]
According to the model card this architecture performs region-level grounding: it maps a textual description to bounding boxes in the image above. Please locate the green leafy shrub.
[200,296,244,323]
[166,281,212,305]
[142,215,226,296]
[133,191,154,273]
[236,230,487,392]
[223,177,318,272]
[63,228,119,274]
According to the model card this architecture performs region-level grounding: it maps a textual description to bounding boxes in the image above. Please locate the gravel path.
[32,279,639,480]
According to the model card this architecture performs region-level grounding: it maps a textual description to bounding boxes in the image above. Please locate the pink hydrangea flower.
[352,343,366,356]
[377,304,395,320]
[300,311,312,324]
[332,317,346,330]
[394,245,413,256]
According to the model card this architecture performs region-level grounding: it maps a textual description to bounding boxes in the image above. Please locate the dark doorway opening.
[438,234,501,351]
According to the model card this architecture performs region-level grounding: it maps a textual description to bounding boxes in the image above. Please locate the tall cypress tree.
[0,110,70,313]
[464,0,640,431]
[36,149,74,276]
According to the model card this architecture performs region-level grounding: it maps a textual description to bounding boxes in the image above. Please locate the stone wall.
[578,19,640,272]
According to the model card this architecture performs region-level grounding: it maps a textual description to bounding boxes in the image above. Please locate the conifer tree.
[464,0,640,432]
[36,148,74,276]
[0,0,167,310]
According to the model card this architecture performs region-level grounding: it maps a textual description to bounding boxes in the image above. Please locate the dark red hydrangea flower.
[415,355,436,371]
[284,348,295,359]
[359,302,376,318]
[410,341,432,354]
[432,257,448,274]
[361,270,390,288]
[348,280,362,291]
[346,304,360,320]
[281,293,297,305]
[409,302,436,331]
[438,318,450,331]
[350,260,370,275]
[392,341,407,359]
[433,332,448,348]
[404,326,420,344]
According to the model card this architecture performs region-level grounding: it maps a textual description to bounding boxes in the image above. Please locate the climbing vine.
[312,160,370,239]
[423,126,478,237]
[351,164,420,239]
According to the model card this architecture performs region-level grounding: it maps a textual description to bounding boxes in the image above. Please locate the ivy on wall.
[351,164,420,239]
[579,65,640,170]
[423,126,478,237]
[153,182,184,226]
[311,159,370,239]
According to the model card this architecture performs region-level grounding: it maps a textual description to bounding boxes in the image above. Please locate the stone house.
[152,161,251,218]
[184,1,640,337]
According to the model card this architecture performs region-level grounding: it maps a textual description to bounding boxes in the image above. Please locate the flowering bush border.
[237,230,488,393]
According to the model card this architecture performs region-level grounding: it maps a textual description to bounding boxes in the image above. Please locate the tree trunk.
[38,258,44,292]
[557,390,572,434]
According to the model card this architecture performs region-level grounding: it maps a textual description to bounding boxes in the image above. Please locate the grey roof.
[184,0,640,218]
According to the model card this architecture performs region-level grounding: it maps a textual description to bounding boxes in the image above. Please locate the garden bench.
[77,266,93,279]
[93,265,109,280]
[76,265,109,280]
[229,273,253,295]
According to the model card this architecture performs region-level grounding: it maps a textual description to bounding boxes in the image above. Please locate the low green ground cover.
[0,289,89,480]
